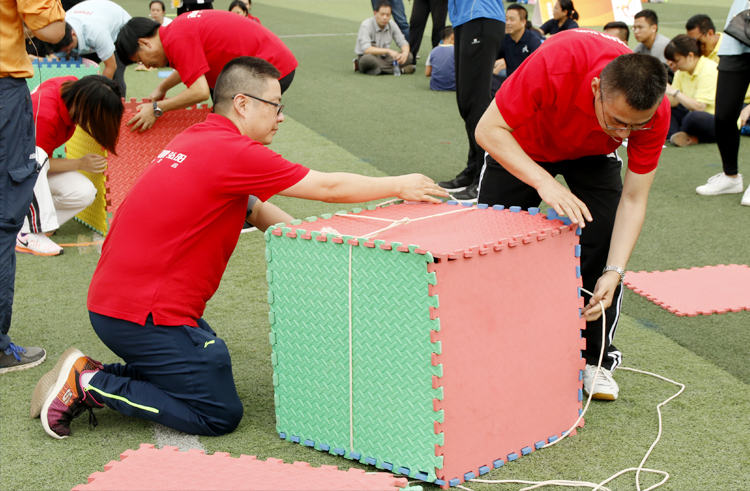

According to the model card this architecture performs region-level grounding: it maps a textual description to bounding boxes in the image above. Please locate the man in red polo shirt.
[114,10,297,132]
[475,29,670,401]
[34,56,447,439]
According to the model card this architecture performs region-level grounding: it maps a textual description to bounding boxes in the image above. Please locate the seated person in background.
[492,3,542,94]
[425,26,455,91]
[540,0,578,36]
[116,11,296,131]
[633,10,669,65]
[603,21,629,44]
[17,75,123,256]
[664,35,718,147]
[355,0,414,75]
[244,0,261,24]
[34,56,447,440]
[150,1,171,26]
[685,14,721,62]
[228,0,248,16]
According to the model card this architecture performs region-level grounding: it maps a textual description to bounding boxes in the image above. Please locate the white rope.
[458,288,684,491]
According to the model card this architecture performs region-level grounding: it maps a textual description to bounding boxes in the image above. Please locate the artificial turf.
[2,1,749,490]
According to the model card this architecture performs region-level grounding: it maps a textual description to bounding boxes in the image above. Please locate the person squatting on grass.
[664,35,718,147]
[355,0,415,75]
[115,10,296,132]
[475,30,670,401]
[32,56,449,439]
[17,76,123,257]
[0,0,65,375]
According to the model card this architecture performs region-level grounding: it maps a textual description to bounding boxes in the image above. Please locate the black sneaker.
[438,170,474,191]
[0,343,46,374]
[453,182,478,202]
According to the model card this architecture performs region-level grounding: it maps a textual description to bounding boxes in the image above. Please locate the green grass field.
[3,1,750,490]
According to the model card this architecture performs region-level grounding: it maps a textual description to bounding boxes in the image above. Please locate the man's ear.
[591,76,601,97]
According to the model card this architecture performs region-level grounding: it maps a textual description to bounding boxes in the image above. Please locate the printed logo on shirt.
[471,38,481,45]
[157,149,187,168]
[204,340,215,348]
[522,45,529,54]
[186,11,203,18]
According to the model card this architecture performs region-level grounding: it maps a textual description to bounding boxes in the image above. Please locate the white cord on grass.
[458,287,685,491]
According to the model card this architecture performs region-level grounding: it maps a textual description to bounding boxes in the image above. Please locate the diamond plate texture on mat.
[73,444,411,490]
[105,102,211,216]
[66,126,109,235]
[266,226,443,480]
[26,63,100,90]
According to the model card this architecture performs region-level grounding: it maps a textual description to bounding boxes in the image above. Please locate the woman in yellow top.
[664,34,718,146]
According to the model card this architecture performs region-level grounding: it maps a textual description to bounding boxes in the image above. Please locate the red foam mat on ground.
[624,264,750,316]
[73,444,409,491]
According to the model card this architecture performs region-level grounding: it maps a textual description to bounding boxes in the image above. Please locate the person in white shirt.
[150,1,172,26]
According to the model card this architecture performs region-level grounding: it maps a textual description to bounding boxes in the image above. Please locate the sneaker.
[742,186,750,206]
[40,350,103,439]
[0,343,46,374]
[696,173,744,196]
[438,169,474,191]
[670,132,699,147]
[452,181,478,202]
[353,58,359,72]
[31,347,82,418]
[16,232,63,256]
[582,364,619,401]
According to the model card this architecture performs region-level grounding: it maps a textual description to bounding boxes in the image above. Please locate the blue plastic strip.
[575,244,581,257]
[435,479,446,486]
[290,435,300,443]
[493,459,504,468]
[477,203,488,209]
[492,204,505,211]
[320,443,330,451]
[521,447,532,455]
[304,439,314,447]
[578,389,583,401]
[334,448,345,456]
[510,206,522,213]
[279,432,286,439]
[449,478,460,486]
[464,471,476,480]
[548,435,558,443]
[382,462,393,471]
[398,467,410,475]
[365,457,377,465]
[535,440,546,449]
[350,452,361,460]
[479,465,490,475]
[415,472,429,481]
[508,453,519,461]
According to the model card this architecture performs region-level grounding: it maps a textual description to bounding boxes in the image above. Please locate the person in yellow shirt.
[664,35,718,147]
[0,0,65,373]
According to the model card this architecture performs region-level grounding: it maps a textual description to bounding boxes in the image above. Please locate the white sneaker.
[582,364,619,401]
[696,173,744,196]
[742,186,750,206]
[16,232,63,256]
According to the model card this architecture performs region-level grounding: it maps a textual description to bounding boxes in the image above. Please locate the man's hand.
[536,176,593,227]
[581,271,621,321]
[396,174,448,203]
[395,50,409,65]
[127,103,157,132]
[149,87,166,101]
[78,154,107,173]
[493,59,506,75]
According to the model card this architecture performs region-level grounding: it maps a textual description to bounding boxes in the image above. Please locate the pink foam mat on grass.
[72,444,409,491]
[624,264,750,316]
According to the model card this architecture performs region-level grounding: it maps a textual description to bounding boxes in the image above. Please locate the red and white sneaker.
[16,232,63,256]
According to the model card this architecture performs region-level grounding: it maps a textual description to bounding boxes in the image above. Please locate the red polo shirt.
[495,29,670,174]
[87,113,309,327]
[160,10,297,88]
[31,76,77,155]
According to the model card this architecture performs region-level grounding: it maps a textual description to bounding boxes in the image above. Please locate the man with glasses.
[34,56,447,439]
[633,10,670,65]
[114,11,297,132]
[475,30,669,401]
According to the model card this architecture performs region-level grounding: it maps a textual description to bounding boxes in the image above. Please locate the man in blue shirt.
[492,4,542,93]
[425,26,455,91]
[437,0,505,201]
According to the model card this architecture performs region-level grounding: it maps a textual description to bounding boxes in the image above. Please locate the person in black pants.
[408,0,448,65]
[178,0,213,16]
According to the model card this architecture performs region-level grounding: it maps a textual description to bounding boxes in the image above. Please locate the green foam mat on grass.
[27,63,100,90]
[266,224,443,480]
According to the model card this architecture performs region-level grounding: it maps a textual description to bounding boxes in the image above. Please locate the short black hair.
[507,4,528,23]
[604,21,629,43]
[150,0,165,11]
[664,34,701,62]
[600,53,667,111]
[558,0,578,21]
[115,17,161,66]
[213,56,281,115]
[441,25,453,40]
[685,14,715,34]
[60,75,124,155]
[47,22,74,52]
[634,9,658,26]
[228,0,248,14]
[374,0,391,12]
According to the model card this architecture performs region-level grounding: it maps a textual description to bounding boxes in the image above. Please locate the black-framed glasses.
[233,93,284,115]
[599,94,654,132]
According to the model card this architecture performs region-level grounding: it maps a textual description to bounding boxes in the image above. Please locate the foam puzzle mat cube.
[265,201,587,488]
[26,58,99,90]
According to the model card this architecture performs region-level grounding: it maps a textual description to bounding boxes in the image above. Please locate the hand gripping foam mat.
[624,264,750,316]
[104,99,212,216]
[66,126,109,235]
[265,202,587,488]
[72,444,414,491]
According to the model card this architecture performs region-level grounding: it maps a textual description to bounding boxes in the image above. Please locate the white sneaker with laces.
[742,186,750,206]
[16,232,63,257]
[582,364,619,401]
[696,173,744,196]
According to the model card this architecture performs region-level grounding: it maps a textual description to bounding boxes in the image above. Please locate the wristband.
[602,265,626,284]
[673,89,680,98]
